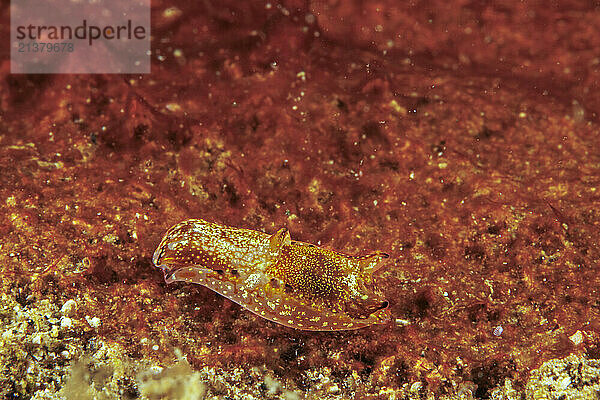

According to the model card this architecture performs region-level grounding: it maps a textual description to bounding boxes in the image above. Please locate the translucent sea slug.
[153,219,391,331]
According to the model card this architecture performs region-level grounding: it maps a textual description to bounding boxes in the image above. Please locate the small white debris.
[264,375,281,395]
[61,299,77,315]
[2,329,12,340]
[60,317,73,329]
[50,325,59,338]
[493,325,503,336]
[327,384,340,394]
[31,333,42,345]
[569,330,583,345]
[395,318,411,326]
[165,103,182,112]
[86,316,101,328]
[410,381,423,393]
[558,376,572,391]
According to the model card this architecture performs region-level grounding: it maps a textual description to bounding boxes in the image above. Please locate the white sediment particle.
[86,316,101,328]
[60,299,77,315]
[31,333,42,345]
[569,330,583,345]
[60,316,73,329]
[558,376,572,391]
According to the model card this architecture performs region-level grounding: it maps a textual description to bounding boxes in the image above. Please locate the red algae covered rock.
[1,0,600,399]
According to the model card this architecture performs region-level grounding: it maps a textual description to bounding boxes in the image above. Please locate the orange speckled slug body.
[152,219,391,331]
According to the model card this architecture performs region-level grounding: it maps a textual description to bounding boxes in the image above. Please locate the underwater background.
[1,1,600,399]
